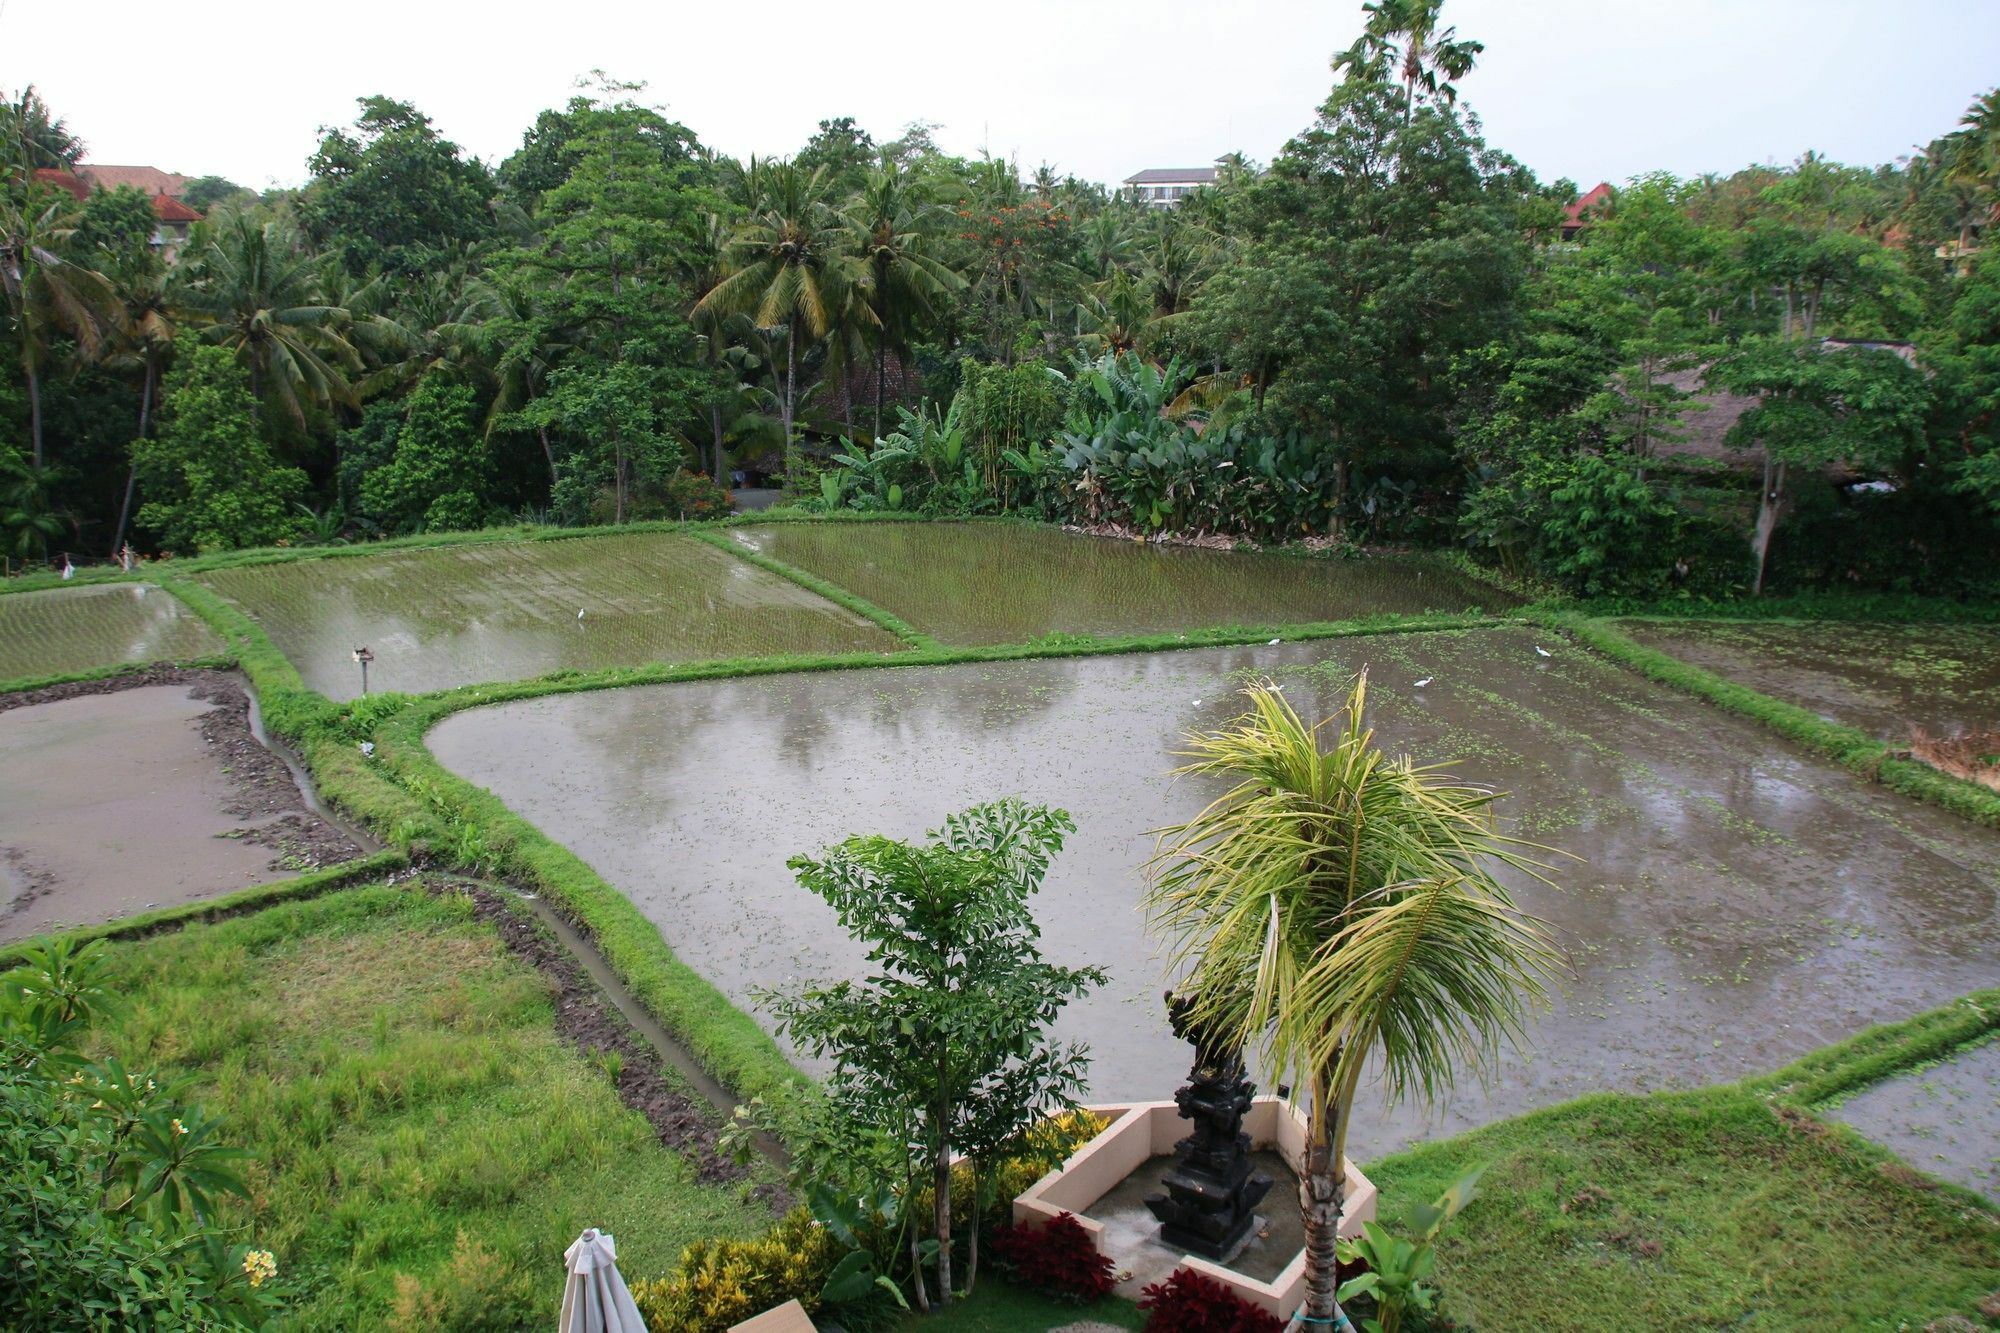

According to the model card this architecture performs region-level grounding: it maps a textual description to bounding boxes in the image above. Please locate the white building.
[1122,167,1217,208]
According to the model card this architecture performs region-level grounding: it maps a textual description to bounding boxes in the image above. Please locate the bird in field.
[1414,677,1433,688]
[1535,645,1552,657]
[1268,638,1281,645]
[577,608,586,620]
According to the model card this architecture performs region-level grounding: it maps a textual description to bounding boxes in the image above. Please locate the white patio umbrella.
[559,1228,647,1333]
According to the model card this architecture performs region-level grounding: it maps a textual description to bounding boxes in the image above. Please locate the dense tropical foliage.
[4,4,1998,597]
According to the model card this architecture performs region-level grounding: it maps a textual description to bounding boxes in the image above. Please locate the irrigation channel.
[431,625,2000,1163]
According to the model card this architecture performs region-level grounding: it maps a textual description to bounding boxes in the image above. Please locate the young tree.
[361,373,490,532]
[1146,679,1562,1330]
[766,800,1104,1312]
[1713,338,1931,593]
[134,342,304,552]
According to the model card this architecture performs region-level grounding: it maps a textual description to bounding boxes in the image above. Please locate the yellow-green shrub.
[631,1209,838,1333]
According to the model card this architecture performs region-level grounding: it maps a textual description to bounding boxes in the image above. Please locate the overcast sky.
[5,0,1996,192]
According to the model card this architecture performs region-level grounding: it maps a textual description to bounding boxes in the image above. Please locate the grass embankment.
[1541,611,2000,828]
[82,884,771,1329]
[1361,991,2000,1333]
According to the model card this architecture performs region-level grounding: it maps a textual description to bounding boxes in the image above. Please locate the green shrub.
[630,1208,840,1333]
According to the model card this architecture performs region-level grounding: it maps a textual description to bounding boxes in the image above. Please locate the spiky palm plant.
[1146,675,1563,1327]
[695,161,854,478]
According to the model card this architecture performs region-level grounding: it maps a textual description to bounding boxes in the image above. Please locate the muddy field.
[0,672,359,942]
[731,522,1509,645]
[196,534,903,699]
[1617,618,2000,741]
[431,627,2000,1161]
[0,583,223,682]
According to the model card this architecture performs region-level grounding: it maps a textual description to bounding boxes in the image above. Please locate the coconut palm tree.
[844,154,963,439]
[1335,0,1483,123]
[695,161,852,478]
[1145,676,1563,1328]
[0,177,113,468]
[178,209,361,427]
[96,248,184,553]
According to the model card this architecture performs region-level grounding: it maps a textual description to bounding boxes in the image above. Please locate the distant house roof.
[1124,167,1217,186]
[77,164,192,198]
[28,167,203,227]
[1561,182,1614,237]
[31,167,91,202]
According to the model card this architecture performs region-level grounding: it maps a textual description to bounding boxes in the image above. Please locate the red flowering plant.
[1137,1269,1284,1333]
[987,1211,1115,1304]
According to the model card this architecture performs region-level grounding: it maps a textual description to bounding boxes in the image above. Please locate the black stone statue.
[1144,991,1273,1262]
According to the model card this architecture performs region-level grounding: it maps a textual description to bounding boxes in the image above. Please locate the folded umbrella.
[560,1228,648,1333]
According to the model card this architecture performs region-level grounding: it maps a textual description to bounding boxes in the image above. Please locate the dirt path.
[0,670,359,942]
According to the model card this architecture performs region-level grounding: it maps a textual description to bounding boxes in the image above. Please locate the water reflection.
[430,627,2000,1159]
[197,534,901,699]
[733,523,1513,645]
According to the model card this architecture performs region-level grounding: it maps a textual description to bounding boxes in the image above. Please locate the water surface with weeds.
[431,627,2000,1160]
[1617,618,2000,741]
[0,583,221,681]
[197,533,903,699]
[1826,1035,2000,1199]
[731,522,1509,645]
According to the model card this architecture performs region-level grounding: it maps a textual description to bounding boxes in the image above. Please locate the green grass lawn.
[84,885,773,1330]
[1364,1083,1999,1331]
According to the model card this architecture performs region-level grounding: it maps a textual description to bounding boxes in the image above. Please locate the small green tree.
[765,800,1105,1313]
[1713,339,1931,593]
[361,374,489,533]
[135,342,304,553]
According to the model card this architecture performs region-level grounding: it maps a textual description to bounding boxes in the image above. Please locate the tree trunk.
[538,424,558,491]
[782,322,798,483]
[26,356,42,470]
[1751,455,1786,596]
[908,1231,931,1314]
[1299,1071,1349,1326]
[933,1114,954,1309]
[111,355,155,555]
[873,337,887,443]
[963,1163,980,1296]
[613,433,627,527]
[710,404,726,486]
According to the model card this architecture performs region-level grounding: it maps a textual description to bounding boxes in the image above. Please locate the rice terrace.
[5,6,2000,1330]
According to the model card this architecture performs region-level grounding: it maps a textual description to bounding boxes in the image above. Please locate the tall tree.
[0,172,112,468]
[697,161,851,477]
[178,210,360,429]
[843,154,962,439]
[1334,0,1484,122]
[300,96,495,277]
[1146,680,1561,1330]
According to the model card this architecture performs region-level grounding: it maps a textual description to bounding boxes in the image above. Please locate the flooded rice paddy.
[430,626,2000,1161]
[1827,1037,1999,1199]
[1617,618,2000,741]
[196,534,903,699]
[0,583,222,682]
[730,522,1509,645]
[0,682,325,941]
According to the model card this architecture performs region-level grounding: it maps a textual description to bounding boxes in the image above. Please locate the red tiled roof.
[27,168,204,226]
[1563,182,1614,227]
[31,167,91,202]
[151,191,202,224]
[76,164,191,198]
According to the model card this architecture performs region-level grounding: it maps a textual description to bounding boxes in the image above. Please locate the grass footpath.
[82,884,772,1330]
[1359,991,2000,1333]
